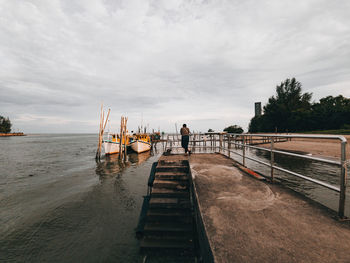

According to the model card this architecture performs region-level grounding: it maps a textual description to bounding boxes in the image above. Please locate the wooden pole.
[96,104,103,160]
[99,110,105,158]
[124,117,128,160]
[99,108,110,158]
[102,109,110,132]
[119,116,123,160]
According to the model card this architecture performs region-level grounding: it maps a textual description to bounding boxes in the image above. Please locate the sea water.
[0,134,162,262]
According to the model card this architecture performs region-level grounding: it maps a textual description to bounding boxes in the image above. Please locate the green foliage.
[0,116,12,133]
[208,128,214,132]
[248,78,350,133]
[223,125,243,134]
[309,95,350,131]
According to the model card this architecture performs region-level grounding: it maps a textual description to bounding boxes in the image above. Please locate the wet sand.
[258,135,350,159]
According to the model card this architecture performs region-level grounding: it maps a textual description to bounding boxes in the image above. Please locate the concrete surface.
[190,153,350,263]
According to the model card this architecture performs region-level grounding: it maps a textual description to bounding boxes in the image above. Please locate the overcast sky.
[1,0,350,133]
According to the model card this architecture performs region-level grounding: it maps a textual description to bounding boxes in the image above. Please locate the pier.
[137,133,350,262]
[191,153,350,262]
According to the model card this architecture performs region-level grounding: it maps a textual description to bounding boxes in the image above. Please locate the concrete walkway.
[190,153,350,263]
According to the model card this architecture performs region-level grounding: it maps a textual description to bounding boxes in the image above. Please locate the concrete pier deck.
[189,153,350,263]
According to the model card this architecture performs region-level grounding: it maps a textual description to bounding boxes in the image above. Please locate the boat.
[130,133,152,153]
[103,133,130,155]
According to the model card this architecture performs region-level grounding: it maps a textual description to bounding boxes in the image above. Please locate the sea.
[0,134,163,262]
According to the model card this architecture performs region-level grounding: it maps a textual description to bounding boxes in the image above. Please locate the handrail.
[164,132,348,218]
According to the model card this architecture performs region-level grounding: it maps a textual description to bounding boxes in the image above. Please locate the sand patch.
[191,164,242,181]
[216,185,277,211]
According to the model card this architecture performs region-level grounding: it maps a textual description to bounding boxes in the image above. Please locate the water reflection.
[249,148,340,185]
[128,151,152,165]
[95,151,153,179]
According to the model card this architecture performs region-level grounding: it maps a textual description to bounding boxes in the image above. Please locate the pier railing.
[164,133,348,218]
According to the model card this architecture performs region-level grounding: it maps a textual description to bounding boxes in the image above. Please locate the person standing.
[180,124,191,155]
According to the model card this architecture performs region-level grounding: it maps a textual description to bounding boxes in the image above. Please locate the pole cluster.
[96,104,110,161]
[119,116,128,161]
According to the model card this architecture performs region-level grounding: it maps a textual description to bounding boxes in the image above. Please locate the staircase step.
[155,172,188,180]
[159,160,188,166]
[147,209,192,223]
[140,237,194,250]
[156,166,189,173]
[144,222,193,233]
[147,207,192,214]
[149,197,191,209]
[153,179,188,189]
[151,188,189,198]
[155,175,188,181]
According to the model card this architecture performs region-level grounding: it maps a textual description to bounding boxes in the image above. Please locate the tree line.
[249,78,350,132]
[0,116,12,133]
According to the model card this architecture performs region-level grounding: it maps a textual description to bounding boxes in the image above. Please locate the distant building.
[255,102,262,117]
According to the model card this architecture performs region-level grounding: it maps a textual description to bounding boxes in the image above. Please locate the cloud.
[1,0,350,133]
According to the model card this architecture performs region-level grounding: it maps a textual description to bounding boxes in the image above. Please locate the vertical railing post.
[219,134,222,153]
[194,133,196,150]
[228,135,231,158]
[339,141,347,218]
[242,135,246,167]
[165,135,168,151]
[270,136,274,183]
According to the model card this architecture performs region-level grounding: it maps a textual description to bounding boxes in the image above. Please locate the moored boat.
[103,133,130,155]
[130,133,151,153]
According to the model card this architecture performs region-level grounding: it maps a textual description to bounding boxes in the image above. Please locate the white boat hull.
[103,141,121,155]
[130,140,151,153]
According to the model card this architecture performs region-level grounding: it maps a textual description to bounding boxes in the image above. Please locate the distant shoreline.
[0,132,26,137]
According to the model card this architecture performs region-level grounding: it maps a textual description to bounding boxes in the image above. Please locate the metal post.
[339,141,347,218]
[194,133,196,149]
[228,135,231,158]
[270,137,274,182]
[242,135,246,167]
[165,135,168,151]
[219,134,222,153]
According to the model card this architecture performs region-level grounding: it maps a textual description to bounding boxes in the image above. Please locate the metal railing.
[165,133,348,218]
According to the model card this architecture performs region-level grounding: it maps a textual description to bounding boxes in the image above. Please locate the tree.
[0,116,12,133]
[248,77,350,133]
[208,128,214,132]
[310,95,350,130]
[249,78,312,132]
[248,116,266,133]
[223,125,243,134]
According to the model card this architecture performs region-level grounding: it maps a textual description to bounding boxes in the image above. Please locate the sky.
[1,0,350,133]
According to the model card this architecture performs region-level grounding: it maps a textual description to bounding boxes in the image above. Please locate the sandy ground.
[257,135,350,159]
[190,153,350,263]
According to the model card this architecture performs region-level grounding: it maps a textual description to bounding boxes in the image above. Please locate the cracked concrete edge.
[189,163,216,263]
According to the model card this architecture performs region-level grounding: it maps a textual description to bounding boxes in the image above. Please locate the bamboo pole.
[119,116,123,160]
[124,117,128,160]
[102,109,110,132]
[96,104,103,160]
[99,108,110,157]
[99,109,105,158]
